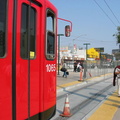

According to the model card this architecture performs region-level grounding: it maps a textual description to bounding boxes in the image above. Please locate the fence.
[62,60,120,80]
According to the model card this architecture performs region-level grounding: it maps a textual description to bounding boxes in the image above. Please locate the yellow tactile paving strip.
[57,73,112,90]
[57,76,100,90]
[87,92,120,120]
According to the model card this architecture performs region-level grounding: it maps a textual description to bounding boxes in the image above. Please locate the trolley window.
[46,9,56,60]
[0,0,7,58]
[21,3,36,59]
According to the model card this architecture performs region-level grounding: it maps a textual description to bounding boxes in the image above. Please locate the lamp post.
[72,34,86,65]
[57,34,64,75]
[73,34,86,53]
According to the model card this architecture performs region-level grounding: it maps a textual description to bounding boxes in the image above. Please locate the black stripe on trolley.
[28,1,31,119]
[12,0,17,119]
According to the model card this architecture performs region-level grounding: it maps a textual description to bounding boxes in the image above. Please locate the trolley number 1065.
[46,64,56,72]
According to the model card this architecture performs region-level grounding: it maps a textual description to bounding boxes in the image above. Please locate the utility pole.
[57,34,64,75]
[83,43,90,60]
[83,43,90,78]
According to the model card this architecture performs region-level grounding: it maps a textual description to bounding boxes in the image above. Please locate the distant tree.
[113,26,120,50]
[116,27,120,43]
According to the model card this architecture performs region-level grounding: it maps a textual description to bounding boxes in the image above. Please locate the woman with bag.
[61,62,67,78]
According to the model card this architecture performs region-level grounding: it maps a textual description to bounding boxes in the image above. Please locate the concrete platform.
[57,71,120,120]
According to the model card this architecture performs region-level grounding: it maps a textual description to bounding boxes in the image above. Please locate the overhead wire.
[93,0,117,27]
[104,0,120,25]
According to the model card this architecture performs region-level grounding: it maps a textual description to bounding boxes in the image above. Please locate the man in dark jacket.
[74,61,77,72]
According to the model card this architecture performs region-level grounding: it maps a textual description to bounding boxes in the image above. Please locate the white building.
[60,46,86,63]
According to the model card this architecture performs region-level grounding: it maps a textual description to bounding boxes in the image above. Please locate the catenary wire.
[93,0,117,27]
[104,0,120,25]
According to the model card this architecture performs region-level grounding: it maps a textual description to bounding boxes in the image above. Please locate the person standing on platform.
[77,62,80,72]
[74,61,77,72]
[78,61,84,81]
[113,65,120,96]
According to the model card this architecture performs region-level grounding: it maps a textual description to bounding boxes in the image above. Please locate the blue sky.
[49,0,120,54]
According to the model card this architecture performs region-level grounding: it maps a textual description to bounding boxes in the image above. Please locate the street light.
[72,34,86,64]
[57,34,64,75]
[72,34,87,53]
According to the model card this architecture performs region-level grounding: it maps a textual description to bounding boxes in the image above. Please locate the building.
[59,46,114,64]
[112,49,120,60]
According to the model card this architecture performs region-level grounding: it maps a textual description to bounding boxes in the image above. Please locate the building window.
[21,3,36,59]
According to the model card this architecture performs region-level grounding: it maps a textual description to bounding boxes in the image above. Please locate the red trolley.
[0,0,58,119]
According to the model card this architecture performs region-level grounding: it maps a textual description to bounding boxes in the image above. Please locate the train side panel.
[0,0,13,119]
[0,0,57,120]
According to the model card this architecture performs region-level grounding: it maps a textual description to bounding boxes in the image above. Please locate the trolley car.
[0,0,58,119]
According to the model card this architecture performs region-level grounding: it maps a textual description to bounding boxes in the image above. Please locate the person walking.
[113,65,120,96]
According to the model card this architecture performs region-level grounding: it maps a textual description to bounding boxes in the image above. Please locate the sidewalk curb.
[57,81,87,93]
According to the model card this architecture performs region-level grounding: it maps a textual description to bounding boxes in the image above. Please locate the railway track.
[51,76,116,120]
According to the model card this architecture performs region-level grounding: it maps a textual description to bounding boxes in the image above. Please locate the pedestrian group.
[61,61,84,81]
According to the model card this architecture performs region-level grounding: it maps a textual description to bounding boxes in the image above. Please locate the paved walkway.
[57,71,111,92]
